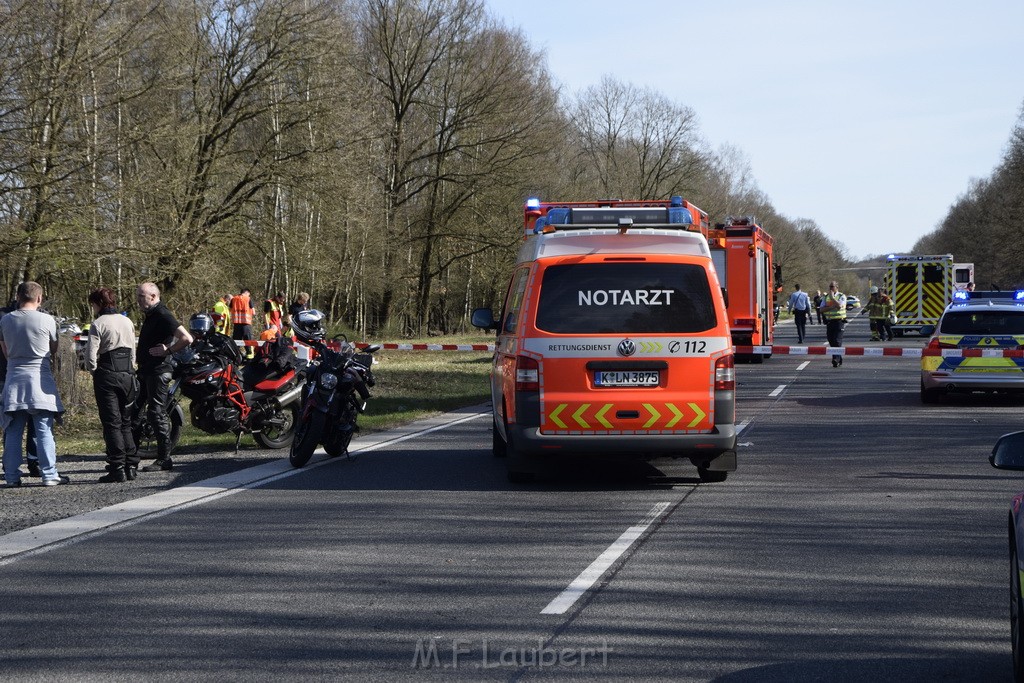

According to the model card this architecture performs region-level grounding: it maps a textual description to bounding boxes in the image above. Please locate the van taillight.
[515,356,540,391]
[715,355,735,391]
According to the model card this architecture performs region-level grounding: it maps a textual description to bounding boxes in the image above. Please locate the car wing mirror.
[471,307,499,331]
[991,431,1024,469]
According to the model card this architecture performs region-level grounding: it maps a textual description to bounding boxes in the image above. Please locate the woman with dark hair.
[85,288,139,482]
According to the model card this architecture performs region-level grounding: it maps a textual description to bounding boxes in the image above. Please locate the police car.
[920,290,1024,403]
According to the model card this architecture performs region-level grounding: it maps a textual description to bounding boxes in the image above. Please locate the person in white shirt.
[786,283,812,344]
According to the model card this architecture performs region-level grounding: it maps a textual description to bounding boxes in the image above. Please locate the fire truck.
[708,217,779,362]
[882,254,974,336]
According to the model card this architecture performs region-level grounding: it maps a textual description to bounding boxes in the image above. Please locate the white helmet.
[869,286,879,294]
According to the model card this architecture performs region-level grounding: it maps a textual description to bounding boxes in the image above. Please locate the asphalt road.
[1,312,1022,681]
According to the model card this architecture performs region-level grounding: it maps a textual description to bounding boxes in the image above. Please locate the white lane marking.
[736,420,750,435]
[769,384,786,397]
[541,502,671,615]
[0,410,489,565]
[797,361,810,371]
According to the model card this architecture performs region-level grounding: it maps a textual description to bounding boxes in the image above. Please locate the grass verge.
[56,349,493,455]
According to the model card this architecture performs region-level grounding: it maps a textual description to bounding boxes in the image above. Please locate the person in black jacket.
[133,282,192,473]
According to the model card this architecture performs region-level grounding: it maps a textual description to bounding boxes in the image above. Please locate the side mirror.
[919,325,935,337]
[471,308,499,331]
[991,431,1024,470]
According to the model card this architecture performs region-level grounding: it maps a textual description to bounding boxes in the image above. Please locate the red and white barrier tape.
[78,334,1016,358]
[738,345,1024,358]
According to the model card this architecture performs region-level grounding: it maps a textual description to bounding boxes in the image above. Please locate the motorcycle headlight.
[319,372,338,390]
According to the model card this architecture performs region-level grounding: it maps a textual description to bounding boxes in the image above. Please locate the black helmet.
[189,312,214,337]
[293,309,326,342]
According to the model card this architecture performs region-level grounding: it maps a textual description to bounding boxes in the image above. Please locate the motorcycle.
[134,317,305,457]
[289,323,380,468]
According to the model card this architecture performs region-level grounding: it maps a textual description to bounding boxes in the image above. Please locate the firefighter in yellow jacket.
[861,286,894,342]
[820,281,847,367]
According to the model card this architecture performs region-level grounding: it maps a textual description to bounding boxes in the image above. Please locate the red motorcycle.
[134,314,304,456]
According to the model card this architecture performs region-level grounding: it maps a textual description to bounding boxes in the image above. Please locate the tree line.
[913,106,1024,288]
[0,0,852,337]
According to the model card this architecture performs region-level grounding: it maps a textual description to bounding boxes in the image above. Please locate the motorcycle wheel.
[253,402,299,449]
[324,425,354,458]
[289,410,326,468]
[134,405,183,459]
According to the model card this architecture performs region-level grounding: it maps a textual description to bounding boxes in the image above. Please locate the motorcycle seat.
[242,364,296,392]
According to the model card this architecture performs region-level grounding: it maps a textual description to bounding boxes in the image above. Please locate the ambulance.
[472,197,737,483]
[883,254,975,336]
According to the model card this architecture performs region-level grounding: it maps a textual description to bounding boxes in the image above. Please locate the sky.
[485,0,1024,261]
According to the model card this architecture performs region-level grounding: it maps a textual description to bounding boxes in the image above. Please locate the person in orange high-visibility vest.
[264,292,285,332]
[230,287,256,358]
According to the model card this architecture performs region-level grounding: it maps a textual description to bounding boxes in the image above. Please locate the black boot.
[98,465,127,483]
[27,460,41,477]
[125,465,138,481]
[142,458,172,472]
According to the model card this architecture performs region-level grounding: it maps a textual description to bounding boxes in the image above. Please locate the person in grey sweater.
[0,281,68,487]
[86,288,139,483]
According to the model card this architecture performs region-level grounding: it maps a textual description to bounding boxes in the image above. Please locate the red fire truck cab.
[708,217,779,363]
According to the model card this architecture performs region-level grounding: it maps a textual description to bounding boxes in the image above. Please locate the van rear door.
[525,259,728,435]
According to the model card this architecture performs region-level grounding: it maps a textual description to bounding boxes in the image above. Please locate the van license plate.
[594,371,660,387]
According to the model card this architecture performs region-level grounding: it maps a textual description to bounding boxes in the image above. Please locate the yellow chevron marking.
[572,404,591,429]
[595,404,613,429]
[549,404,567,429]
[640,341,663,353]
[642,403,661,429]
[665,403,684,428]
[687,402,707,428]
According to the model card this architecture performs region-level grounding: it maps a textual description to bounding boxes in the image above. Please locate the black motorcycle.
[289,332,380,468]
[134,318,304,457]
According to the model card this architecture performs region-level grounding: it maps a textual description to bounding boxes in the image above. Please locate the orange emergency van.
[472,197,737,482]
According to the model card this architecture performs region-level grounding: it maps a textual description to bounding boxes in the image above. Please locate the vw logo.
[617,339,636,357]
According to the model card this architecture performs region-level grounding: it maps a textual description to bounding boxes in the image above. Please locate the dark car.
[989,431,1024,680]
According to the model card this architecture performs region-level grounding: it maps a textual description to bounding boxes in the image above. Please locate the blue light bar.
[670,195,683,207]
[952,290,968,301]
[1016,290,1024,301]
[525,197,541,209]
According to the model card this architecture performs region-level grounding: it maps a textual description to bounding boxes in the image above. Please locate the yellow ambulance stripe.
[544,402,710,431]
[549,404,567,429]
[687,402,707,428]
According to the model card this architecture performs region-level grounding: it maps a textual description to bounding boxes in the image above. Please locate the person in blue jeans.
[0,281,68,487]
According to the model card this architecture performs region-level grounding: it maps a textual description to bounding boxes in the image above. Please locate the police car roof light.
[952,290,968,301]
[1016,290,1024,301]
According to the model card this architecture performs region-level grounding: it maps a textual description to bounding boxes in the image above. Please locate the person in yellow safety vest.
[212,294,232,337]
[861,286,894,342]
[230,287,256,359]
[820,280,847,368]
[264,292,285,332]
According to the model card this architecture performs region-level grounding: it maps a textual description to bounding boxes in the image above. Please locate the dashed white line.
[541,502,671,615]
[769,384,786,397]
[797,361,810,371]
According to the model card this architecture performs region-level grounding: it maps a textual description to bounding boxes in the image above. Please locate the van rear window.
[535,263,717,334]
